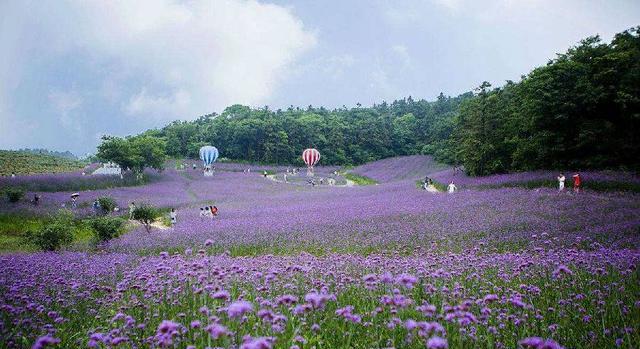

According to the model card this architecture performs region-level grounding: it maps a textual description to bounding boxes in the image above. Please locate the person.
[129,202,136,219]
[557,173,566,191]
[319,178,324,185]
[193,163,197,170]
[447,181,457,194]
[283,173,288,182]
[11,172,16,178]
[93,199,101,215]
[33,194,40,206]
[573,173,581,193]
[199,207,206,218]
[170,208,177,225]
[263,171,268,178]
[211,206,218,216]
[71,196,77,209]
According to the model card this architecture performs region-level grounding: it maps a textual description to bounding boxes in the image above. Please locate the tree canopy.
[96,135,166,172]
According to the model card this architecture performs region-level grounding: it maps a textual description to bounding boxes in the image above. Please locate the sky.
[1,0,639,155]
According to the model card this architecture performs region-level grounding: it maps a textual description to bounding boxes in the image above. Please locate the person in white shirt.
[169,208,177,225]
[557,173,566,191]
[447,181,457,193]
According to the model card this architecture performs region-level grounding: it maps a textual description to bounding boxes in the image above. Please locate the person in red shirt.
[572,173,581,193]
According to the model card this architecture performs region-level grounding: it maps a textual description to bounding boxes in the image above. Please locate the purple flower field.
[1,156,639,348]
[429,168,640,188]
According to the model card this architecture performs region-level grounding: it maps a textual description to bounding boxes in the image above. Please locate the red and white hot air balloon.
[302,148,320,176]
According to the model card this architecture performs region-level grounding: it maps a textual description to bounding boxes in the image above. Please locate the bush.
[132,204,160,232]
[89,216,125,242]
[29,210,75,251]
[5,187,25,203]
[97,196,117,215]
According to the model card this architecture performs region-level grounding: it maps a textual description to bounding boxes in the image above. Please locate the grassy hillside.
[0,150,86,176]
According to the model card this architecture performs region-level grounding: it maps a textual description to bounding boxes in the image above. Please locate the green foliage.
[0,150,86,176]
[96,135,167,173]
[127,94,471,167]
[4,187,25,203]
[454,27,640,175]
[132,204,160,233]
[89,216,126,242]
[28,210,75,251]
[343,172,378,185]
[97,196,117,215]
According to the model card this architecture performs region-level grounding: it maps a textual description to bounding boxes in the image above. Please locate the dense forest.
[109,27,639,175]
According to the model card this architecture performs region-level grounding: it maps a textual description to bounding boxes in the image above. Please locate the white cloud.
[124,88,191,118]
[48,90,83,132]
[5,0,317,121]
[431,0,462,12]
[391,45,411,67]
[322,54,356,79]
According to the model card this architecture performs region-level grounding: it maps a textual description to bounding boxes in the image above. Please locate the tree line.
[98,27,639,175]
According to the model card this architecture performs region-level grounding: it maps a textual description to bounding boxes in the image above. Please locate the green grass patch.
[344,172,378,185]
[0,213,129,253]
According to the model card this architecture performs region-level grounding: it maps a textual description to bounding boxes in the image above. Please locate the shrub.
[89,216,125,242]
[97,196,117,215]
[132,204,160,232]
[5,187,25,203]
[29,210,75,251]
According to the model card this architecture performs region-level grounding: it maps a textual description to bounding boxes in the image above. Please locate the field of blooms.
[429,168,640,190]
[1,156,639,348]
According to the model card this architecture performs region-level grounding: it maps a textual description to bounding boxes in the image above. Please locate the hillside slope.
[0,150,85,176]
[350,155,449,183]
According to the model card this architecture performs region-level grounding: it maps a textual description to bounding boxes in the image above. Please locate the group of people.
[199,205,218,219]
[286,168,301,175]
[557,173,582,192]
[422,176,457,193]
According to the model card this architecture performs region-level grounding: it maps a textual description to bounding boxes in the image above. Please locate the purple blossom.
[227,300,254,318]
[427,336,448,349]
[32,335,60,349]
[206,324,228,339]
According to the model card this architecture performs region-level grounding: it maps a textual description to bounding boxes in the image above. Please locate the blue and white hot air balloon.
[199,146,219,176]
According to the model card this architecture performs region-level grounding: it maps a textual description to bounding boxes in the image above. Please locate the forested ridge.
[113,27,640,175]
